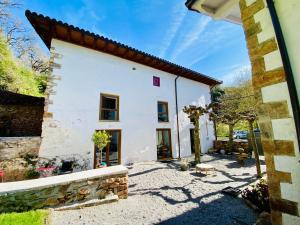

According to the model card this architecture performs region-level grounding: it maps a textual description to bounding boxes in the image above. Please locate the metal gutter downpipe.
[175,75,181,159]
[266,0,300,152]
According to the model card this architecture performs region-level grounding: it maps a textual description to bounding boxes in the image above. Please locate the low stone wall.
[214,139,249,152]
[0,137,41,161]
[0,165,128,213]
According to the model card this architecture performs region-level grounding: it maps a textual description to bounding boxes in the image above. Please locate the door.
[190,128,195,154]
[156,129,172,160]
[94,130,121,168]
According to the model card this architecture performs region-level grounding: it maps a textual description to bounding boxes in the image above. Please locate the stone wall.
[240,0,300,224]
[214,140,249,152]
[0,105,44,137]
[0,137,41,182]
[0,165,128,213]
[0,137,41,161]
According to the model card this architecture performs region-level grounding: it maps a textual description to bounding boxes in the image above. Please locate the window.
[158,101,169,122]
[100,94,119,121]
[94,130,121,168]
[156,129,172,160]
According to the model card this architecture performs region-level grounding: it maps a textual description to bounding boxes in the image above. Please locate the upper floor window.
[100,94,119,121]
[158,101,169,122]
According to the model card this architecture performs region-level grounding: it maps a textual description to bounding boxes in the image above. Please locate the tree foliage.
[92,130,111,166]
[183,104,214,164]
[0,34,46,96]
[0,0,48,96]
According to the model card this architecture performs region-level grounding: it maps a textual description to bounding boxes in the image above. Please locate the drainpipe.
[175,75,181,159]
[266,0,300,152]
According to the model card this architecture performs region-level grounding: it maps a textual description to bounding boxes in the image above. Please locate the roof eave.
[26,10,221,86]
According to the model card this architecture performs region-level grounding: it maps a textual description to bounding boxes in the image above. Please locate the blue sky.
[14,0,250,85]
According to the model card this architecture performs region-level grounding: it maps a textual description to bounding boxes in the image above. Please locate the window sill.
[99,120,120,122]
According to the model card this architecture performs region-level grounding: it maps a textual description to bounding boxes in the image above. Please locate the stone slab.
[0,165,128,194]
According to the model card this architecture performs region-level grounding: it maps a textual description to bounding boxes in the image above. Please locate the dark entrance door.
[190,128,195,154]
[156,129,172,160]
[94,130,121,168]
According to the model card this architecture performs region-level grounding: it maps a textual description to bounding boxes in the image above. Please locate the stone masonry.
[0,137,41,161]
[0,105,44,137]
[0,165,128,213]
[240,0,300,224]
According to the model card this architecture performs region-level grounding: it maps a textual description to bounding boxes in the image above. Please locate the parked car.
[233,130,248,139]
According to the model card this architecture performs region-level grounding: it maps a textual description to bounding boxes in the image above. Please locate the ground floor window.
[156,129,172,160]
[94,130,121,168]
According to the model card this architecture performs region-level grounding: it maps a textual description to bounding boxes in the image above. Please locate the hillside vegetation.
[0,34,46,96]
[0,0,48,97]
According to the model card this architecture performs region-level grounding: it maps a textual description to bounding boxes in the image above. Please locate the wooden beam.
[66,27,71,41]
[92,37,97,49]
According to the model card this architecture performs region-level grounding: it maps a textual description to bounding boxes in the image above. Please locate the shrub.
[242,178,270,212]
[25,168,40,179]
[92,130,111,150]
[92,130,111,166]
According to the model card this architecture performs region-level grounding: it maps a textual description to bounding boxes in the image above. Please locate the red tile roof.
[26,10,221,86]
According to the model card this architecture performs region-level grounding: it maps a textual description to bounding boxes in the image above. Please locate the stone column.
[239,0,300,224]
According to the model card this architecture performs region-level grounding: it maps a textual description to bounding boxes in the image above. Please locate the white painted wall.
[39,39,215,168]
[275,0,300,105]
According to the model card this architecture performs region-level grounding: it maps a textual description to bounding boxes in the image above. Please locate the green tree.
[0,33,45,96]
[183,105,212,164]
[0,0,48,96]
[92,131,111,167]
[211,86,225,140]
[241,111,262,178]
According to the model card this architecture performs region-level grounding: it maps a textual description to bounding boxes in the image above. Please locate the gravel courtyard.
[51,155,266,225]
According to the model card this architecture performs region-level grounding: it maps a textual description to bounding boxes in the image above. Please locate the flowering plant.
[242,178,270,212]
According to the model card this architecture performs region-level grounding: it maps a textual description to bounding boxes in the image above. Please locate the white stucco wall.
[275,0,300,105]
[40,39,215,168]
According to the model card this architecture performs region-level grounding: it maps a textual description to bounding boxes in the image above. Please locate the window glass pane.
[158,102,168,122]
[101,110,116,120]
[95,130,120,167]
[102,96,117,109]
[108,131,119,166]
[158,103,167,113]
[158,113,168,122]
[156,130,172,160]
[157,130,163,146]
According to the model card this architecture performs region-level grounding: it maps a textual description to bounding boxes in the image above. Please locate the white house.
[26,11,221,170]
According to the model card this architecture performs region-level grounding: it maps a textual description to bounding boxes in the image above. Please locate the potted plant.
[92,130,111,168]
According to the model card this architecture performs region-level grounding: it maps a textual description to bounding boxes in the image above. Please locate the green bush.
[92,130,111,150]
[242,178,270,212]
[25,168,40,179]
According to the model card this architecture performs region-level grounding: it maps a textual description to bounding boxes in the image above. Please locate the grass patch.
[0,210,49,225]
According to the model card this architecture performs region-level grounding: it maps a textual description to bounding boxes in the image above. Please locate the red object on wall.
[153,76,160,87]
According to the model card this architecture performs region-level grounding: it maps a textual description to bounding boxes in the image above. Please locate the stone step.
[54,195,119,211]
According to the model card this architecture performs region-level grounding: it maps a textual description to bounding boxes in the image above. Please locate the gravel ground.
[51,154,266,225]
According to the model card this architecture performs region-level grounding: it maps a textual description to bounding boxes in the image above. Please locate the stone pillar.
[239,0,300,224]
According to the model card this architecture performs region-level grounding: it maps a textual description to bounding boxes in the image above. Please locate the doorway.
[190,128,195,154]
[94,130,121,168]
[156,129,172,160]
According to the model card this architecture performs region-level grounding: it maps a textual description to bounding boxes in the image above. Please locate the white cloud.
[219,64,251,86]
[158,3,187,58]
[64,0,105,35]
[169,16,211,61]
